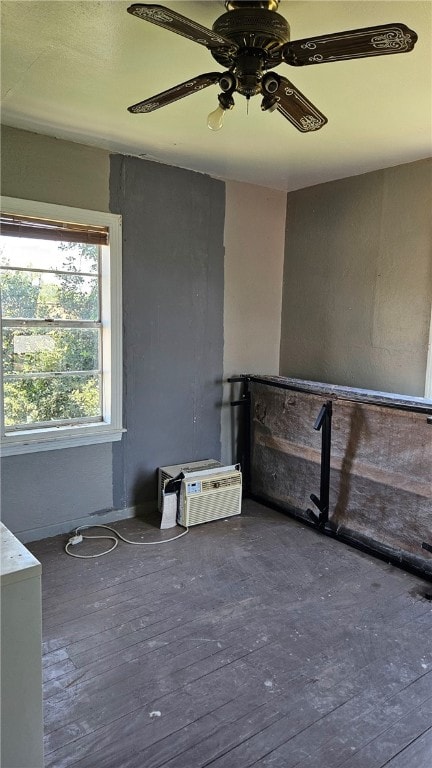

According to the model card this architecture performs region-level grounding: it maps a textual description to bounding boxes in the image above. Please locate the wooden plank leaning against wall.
[245,377,432,578]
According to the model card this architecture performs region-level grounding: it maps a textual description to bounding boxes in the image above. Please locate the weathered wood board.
[249,379,432,576]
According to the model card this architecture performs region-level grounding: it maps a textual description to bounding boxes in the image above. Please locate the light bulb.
[207,104,225,131]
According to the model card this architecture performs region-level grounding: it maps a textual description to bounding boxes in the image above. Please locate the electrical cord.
[64,523,189,559]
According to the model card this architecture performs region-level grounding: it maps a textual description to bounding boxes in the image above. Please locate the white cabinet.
[1,523,44,768]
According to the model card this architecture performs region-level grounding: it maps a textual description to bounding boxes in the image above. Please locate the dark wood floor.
[28,500,432,768]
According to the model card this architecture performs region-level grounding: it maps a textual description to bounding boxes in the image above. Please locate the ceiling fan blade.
[127,4,237,53]
[128,73,221,113]
[283,23,417,66]
[275,76,327,132]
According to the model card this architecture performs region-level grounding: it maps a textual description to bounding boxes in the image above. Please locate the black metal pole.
[242,377,251,496]
[307,400,332,527]
[229,376,251,497]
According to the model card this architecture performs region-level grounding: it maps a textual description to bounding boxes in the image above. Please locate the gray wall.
[1,127,224,539]
[0,126,115,540]
[110,154,225,509]
[0,125,110,212]
[280,159,432,397]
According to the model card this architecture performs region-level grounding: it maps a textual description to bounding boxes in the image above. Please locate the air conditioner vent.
[201,475,241,492]
[185,487,242,526]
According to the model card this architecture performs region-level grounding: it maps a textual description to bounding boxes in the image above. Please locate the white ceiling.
[1,1,431,191]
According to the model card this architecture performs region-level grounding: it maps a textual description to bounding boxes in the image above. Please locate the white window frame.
[0,197,124,456]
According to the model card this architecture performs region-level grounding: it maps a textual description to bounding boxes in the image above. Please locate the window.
[0,197,123,455]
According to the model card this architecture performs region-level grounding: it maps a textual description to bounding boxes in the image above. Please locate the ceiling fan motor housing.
[225,1,281,10]
[212,8,290,61]
[212,6,290,96]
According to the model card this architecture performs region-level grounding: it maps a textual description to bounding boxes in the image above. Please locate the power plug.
[68,534,83,546]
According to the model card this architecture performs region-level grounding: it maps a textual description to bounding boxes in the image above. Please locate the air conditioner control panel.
[186,481,202,494]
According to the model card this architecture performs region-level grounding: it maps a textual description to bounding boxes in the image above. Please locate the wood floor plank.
[252,674,432,766]
[47,618,263,699]
[64,694,283,768]
[30,501,432,768]
[119,693,285,768]
[45,655,284,767]
[43,628,275,743]
[323,707,432,768]
[384,727,432,768]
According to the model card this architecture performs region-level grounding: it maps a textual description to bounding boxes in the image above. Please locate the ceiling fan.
[126,0,418,132]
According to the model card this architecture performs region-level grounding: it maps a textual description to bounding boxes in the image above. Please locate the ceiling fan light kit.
[126,0,418,132]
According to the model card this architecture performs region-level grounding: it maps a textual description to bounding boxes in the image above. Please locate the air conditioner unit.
[178,468,242,527]
[158,459,223,512]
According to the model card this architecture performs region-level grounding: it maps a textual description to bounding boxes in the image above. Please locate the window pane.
[3,328,99,374]
[4,375,101,428]
[0,236,99,273]
[0,269,99,320]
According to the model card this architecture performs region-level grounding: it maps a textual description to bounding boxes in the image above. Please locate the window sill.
[0,425,126,457]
